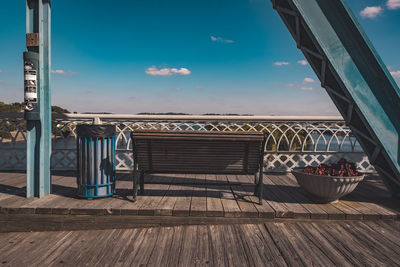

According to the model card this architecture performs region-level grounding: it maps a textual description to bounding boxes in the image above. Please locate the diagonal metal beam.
[271,0,400,197]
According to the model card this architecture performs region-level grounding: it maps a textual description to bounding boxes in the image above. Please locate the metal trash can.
[76,124,116,199]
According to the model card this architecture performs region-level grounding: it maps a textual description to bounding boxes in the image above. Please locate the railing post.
[25,0,51,198]
[93,116,102,125]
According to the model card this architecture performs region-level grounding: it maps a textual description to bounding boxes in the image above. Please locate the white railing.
[0,112,375,173]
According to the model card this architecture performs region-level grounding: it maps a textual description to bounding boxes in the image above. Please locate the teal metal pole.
[25,0,51,198]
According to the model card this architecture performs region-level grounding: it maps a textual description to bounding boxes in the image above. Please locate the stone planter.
[292,169,364,203]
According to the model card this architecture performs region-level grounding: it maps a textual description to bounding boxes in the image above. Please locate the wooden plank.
[100,195,131,215]
[372,220,400,239]
[0,172,26,185]
[146,226,175,266]
[339,221,400,261]
[138,174,172,216]
[216,175,241,217]
[105,229,142,264]
[208,224,228,266]
[0,173,26,202]
[239,175,276,218]
[229,175,259,217]
[265,223,306,266]
[0,195,38,214]
[189,174,207,217]
[0,232,42,263]
[80,229,122,266]
[308,222,369,266]
[67,197,108,216]
[344,190,398,219]
[126,227,160,266]
[172,174,192,217]
[318,223,391,266]
[119,174,156,215]
[339,200,380,220]
[35,175,78,215]
[269,175,328,219]
[165,226,185,266]
[205,174,224,217]
[20,194,64,214]
[6,231,77,266]
[264,176,310,219]
[355,221,400,252]
[178,225,199,266]
[284,174,346,219]
[255,224,292,266]
[0,232,26,255]
[235,224,287,266]
[295,222,354,266]
[330,201,363,220]
[154,174,179,216]
[221,224,249,266]
[196,225,211,265]
[284,223,336,266]
[86,229,129,265]
[110,228,145,263]
[241,175,289,218]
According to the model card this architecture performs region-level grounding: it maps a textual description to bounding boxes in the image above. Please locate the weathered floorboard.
[0,221,399,265]
[0,171,398,228]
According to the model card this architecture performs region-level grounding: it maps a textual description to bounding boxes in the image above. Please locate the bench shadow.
[1,172,398,214]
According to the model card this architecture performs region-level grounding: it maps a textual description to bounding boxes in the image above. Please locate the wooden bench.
[130,130,267,204]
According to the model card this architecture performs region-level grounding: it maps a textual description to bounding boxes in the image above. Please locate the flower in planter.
[303,158,359,177]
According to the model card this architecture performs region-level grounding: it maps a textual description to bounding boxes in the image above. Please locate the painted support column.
[25,0,51,198]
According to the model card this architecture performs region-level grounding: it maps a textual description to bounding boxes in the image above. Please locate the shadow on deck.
[0,171,399,232]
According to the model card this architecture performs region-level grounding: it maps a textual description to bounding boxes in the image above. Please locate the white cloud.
[387,0,400,9]
[51,69,77,76]
[274,62,290,66]
[51,70,65,75]
[303,77,316,83]
[145,66,191,76]
[360,6,383,18]
[390,70,400,78]
[210,36,234,43]
[297,60,308,66]
[287,82,315,91]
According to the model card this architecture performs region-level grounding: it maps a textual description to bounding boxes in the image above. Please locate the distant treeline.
[138,112,254,116]
[0,101,70,114]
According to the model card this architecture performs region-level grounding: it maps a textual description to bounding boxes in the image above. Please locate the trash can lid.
[76,124,116,138]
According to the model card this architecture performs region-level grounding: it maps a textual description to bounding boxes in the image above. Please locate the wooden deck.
[0,221,399,266]
[0,171,399,232]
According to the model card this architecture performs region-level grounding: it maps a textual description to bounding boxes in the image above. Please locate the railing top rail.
[0,112,344,122]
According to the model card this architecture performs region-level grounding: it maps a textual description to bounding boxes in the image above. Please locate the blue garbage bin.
[76,124,116,199]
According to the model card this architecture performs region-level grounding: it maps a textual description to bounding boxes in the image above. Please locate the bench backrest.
[131,130,266,174]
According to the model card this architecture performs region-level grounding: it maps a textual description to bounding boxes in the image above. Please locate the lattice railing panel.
[0,113,375,173]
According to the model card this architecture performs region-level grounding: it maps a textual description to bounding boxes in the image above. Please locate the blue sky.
[0,0,399,115]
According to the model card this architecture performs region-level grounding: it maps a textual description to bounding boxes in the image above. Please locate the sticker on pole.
[24,62,37,103]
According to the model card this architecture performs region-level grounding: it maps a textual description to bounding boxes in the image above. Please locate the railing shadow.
[0,184,26,197]
[1,171,398,215]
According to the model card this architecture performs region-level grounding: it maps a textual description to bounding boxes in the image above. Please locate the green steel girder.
[271,0,400,197]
